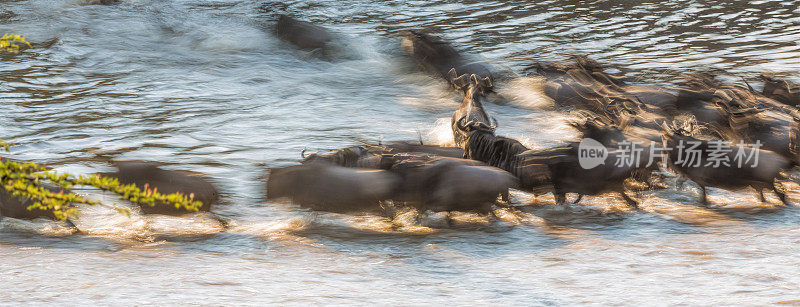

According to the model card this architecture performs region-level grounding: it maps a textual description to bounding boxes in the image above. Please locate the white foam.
[497,76,555,110]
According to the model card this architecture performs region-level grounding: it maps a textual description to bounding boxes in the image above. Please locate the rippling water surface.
[2,0,800,305]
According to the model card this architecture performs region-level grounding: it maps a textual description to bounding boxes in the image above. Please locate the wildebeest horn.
[740,76,755,93]
[659,121,673,134]
[568,120,583,129]
[455,115,468,131]
[481,76,493,90]
[446,68,459,82]
[463,120,477,131]
[469,74,479,87]
[452,74,470,91]
[477,122,494,131]
[301,148,307,158]
[491,117,499,128]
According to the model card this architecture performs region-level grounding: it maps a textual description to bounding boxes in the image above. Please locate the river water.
[1,0,800,305]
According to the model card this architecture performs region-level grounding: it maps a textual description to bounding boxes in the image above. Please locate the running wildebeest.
[529,55,627,88]
[662,130,792,206]
[0,183,66,220]
[83,0,121,5]
[672,74,736,138]
[381,153,517,212]
[727,108,797,162]
[761,74,800,107]
[274,14,334,52]
[451,73,496,147]
[99,160,220,214]
[266,162,400,212]
[622,85,678,116]
[459,124,551,194]
[301,145,383,168]
[461,118,657,207]
[401,30,496,86]
[529,57,647,124]
[521,141,657,207]
[300,141,465,167]
[273,142,514,213]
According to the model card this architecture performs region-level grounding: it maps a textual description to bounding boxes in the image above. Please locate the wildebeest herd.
[266,16,800,215]
[3,14,800,226]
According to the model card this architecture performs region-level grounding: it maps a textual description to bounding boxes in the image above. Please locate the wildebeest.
[761,74,800,107]
[300,141,465,167]
[82,0,121,5]
[266,163,399,212]
[570,116,628,147]
[521,141,657,207]
[662,131,792,205]
[274,14,333,52]
[382,153,517,212]
[451,73,496,147]
[673,74,739,138]
[727,108,797,162]
[462,118,657,207]
[462,128,551,193]
[379,141,465,158]
[530,57,648,124]
[401,30,496,86]
[622,85,678,116]
[301,145,383,168]
[529,55,627,88]
[99,160,220,214]
[0,183,65,220]
[273,145,515,213]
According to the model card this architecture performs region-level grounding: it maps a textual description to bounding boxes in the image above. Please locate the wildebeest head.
[449,70,494,95]
[760,74,800,107]
[275,14,334,52]
[451,73,496,147]
[454,116,496,133]
[300,146,382,168]
[570,117,626,147]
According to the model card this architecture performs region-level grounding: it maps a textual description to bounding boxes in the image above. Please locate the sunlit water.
[2,0,800,305]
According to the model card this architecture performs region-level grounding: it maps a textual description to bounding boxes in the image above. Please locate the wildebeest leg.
[773,181,791,206]
[445,211,455,227]
[617,190,639,209]
[758,188,767,203]
[500,190,510,203]
[487,206,500,220]
[207,212,234,229]
[554,188,566,205]
[572,194,583,204]
[676,176,686,190]
[65,218,82,233]
[699,186,708,205]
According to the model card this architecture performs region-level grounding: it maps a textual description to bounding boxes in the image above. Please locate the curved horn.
[481,76,494,91]
[462,120,478,131]
[477,122,494,131]
[491,116,499,128]
[301,148,307,159]
[455,115,468,131]
[470,74,480,86]
[446,68,459,82]
[659,121,672,134]
[740,76,755,93]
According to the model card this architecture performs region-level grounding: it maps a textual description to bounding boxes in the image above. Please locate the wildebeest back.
[100,160,219,214]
